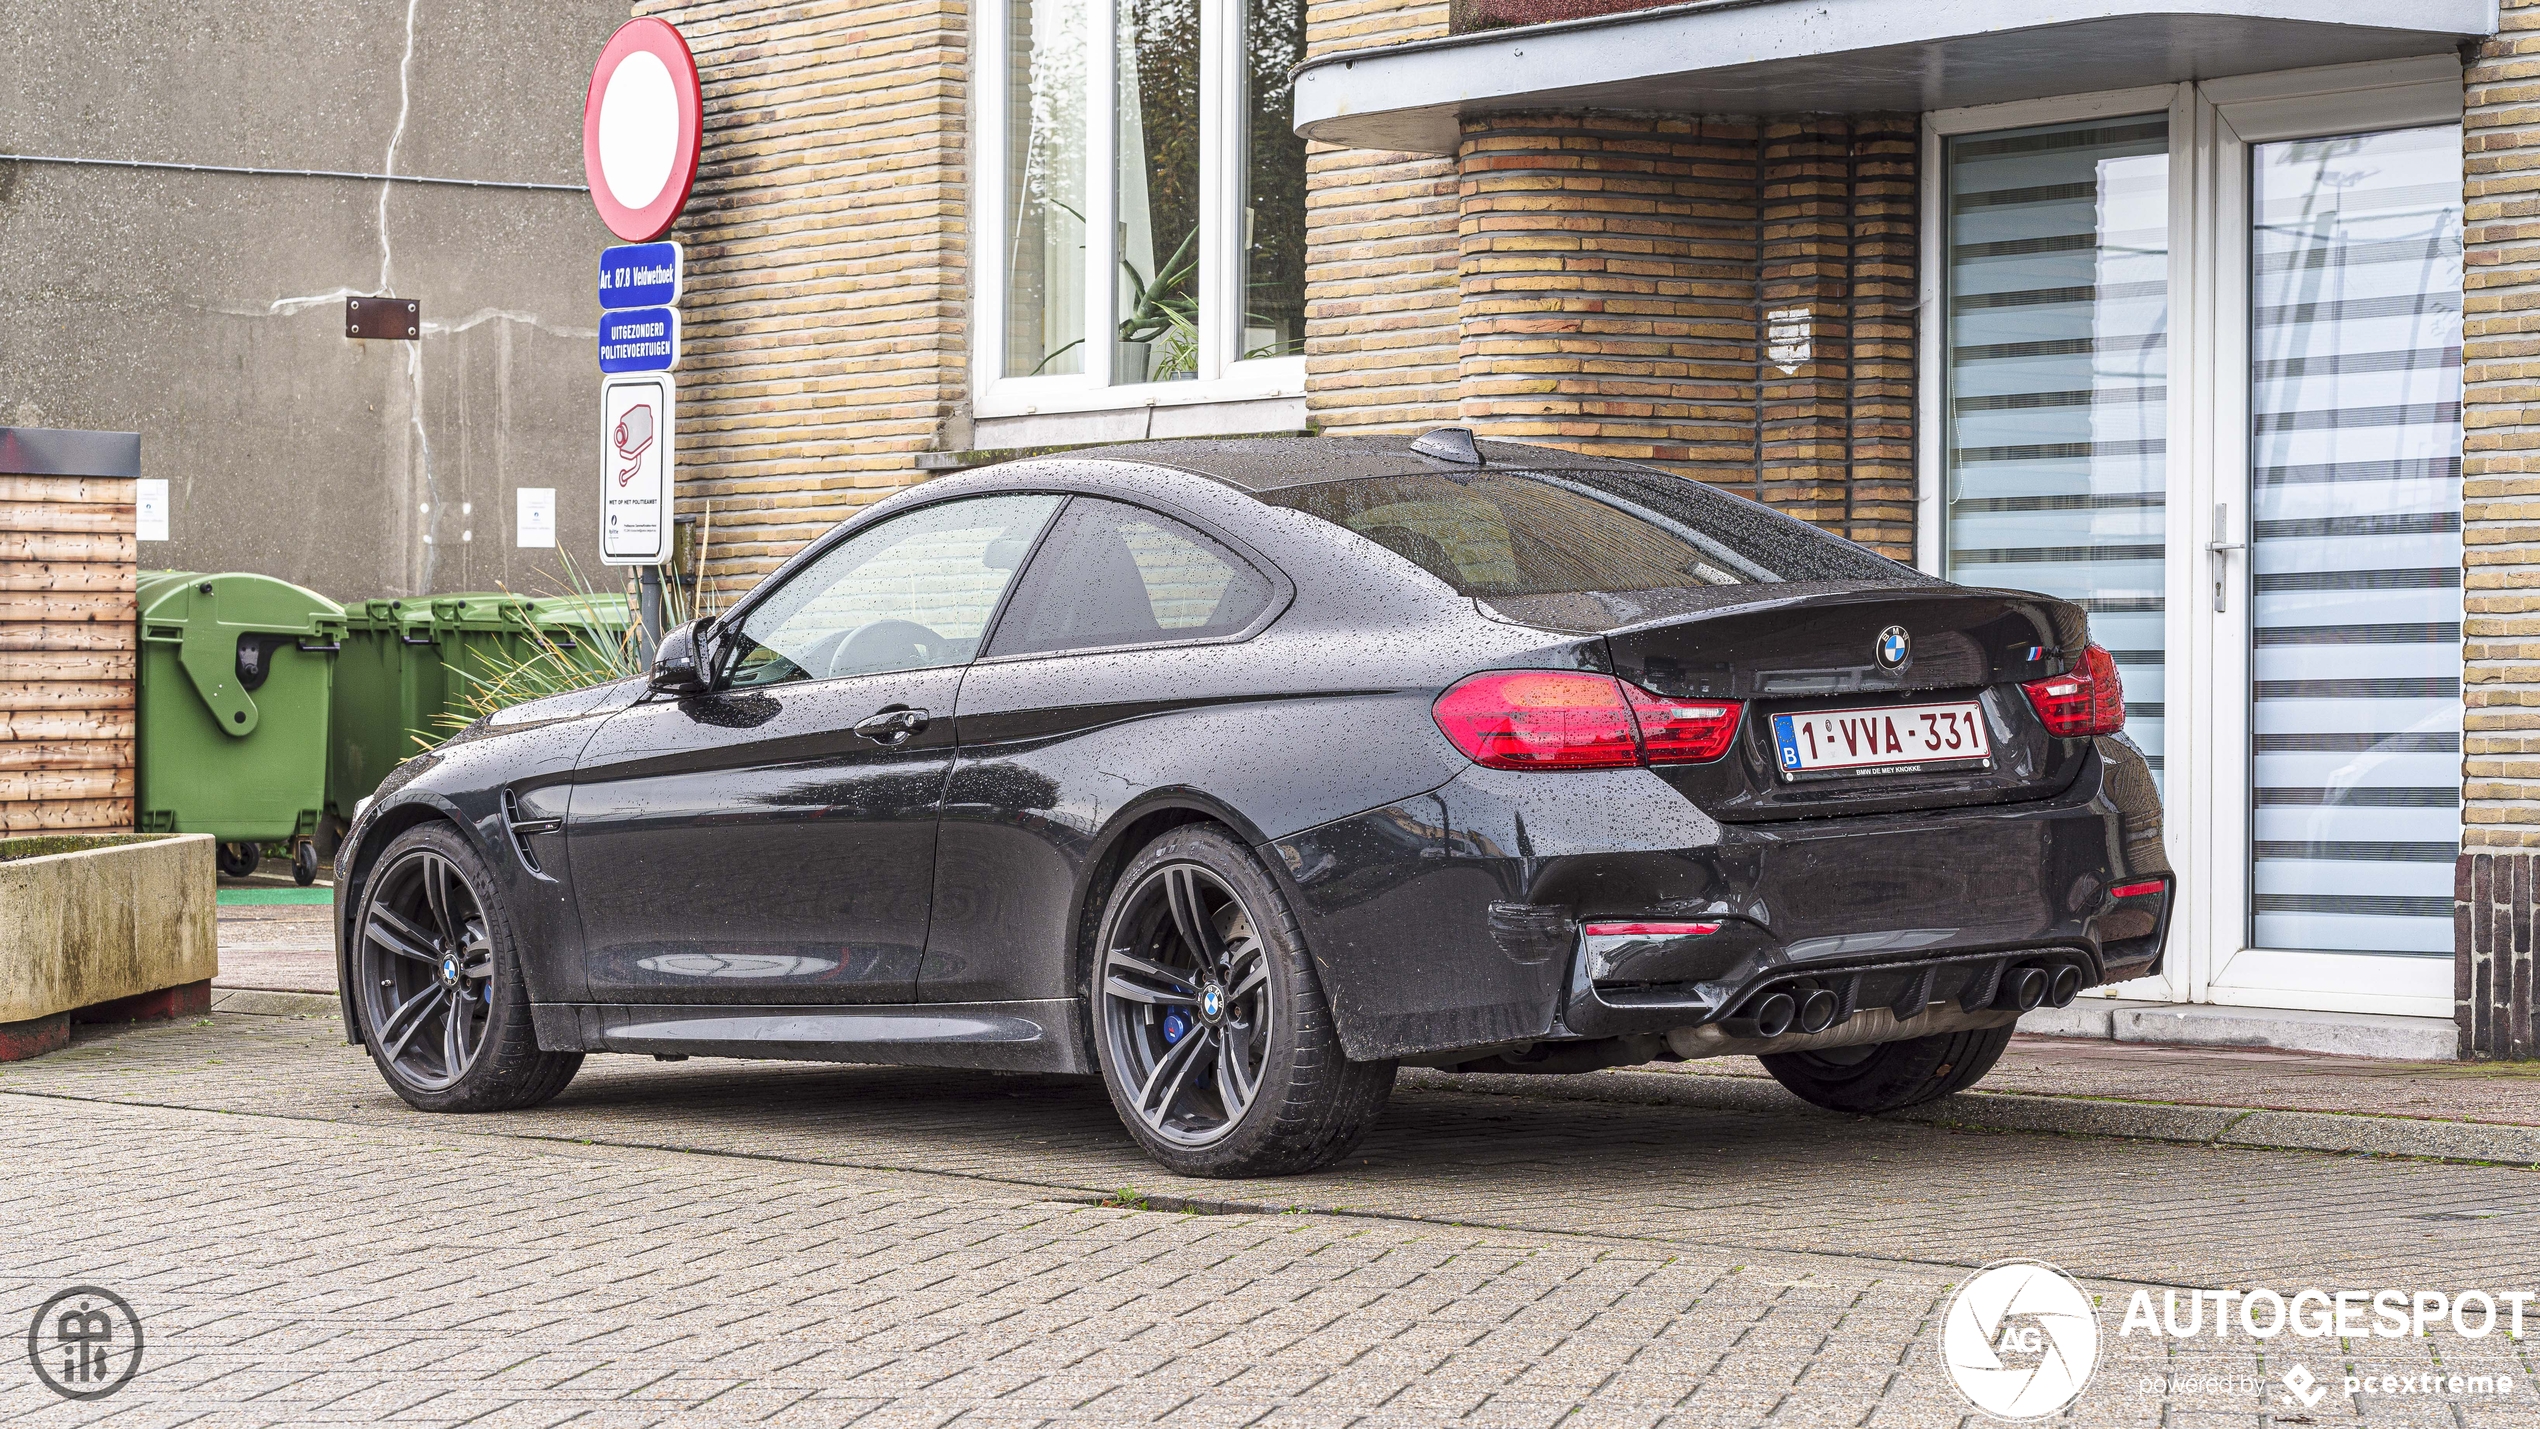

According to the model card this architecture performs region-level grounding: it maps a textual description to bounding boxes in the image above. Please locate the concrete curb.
[1401,1067,2540,1168]
[210,988,339,1018]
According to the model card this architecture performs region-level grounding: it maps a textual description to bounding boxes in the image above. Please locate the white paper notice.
[135,478,170,541]
[516,487,557,548]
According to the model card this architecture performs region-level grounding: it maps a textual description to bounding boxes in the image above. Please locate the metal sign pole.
[635,565,664,663]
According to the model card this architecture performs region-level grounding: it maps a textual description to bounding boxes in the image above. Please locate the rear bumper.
[1271,736,2169,1061]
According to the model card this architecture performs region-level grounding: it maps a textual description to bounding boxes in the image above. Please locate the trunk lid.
[1582,583,2095,821]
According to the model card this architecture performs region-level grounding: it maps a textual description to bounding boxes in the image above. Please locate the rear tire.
[1758,1021,2017,1115]
[1089,825,1395,1178]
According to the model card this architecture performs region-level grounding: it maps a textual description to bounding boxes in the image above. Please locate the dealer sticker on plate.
[1771,700,1991,778]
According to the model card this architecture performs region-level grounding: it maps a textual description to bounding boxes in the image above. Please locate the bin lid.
[529,594,634,630]
[138,571,346,636]
[137,571,345,739]
[428,592,542,631]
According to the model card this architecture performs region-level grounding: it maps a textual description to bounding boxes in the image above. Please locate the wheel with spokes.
[353,823,580,1112]
[1091,824,1395,1177]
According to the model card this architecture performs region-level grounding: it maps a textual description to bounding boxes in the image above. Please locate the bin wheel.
[292,840,320,887]
[217,842,260,879]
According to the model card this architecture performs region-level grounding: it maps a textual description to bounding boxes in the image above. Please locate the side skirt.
[529,999,1093,1075]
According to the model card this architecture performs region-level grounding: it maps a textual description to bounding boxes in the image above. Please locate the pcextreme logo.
[1940,1260,2102,1420]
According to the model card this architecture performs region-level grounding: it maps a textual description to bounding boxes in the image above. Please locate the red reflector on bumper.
[1581,921,1722,937]
[2109,879,2166,899]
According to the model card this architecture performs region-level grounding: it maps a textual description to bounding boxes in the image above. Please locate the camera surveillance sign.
[601,373,672,565]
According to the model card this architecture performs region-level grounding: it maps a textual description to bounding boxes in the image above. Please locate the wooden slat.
[0,533,136,563]
[0,562,135,593]
[0,797,131,832]
[0,623,135,651]
[0,592,139,624]
[0,767,134,802]
[0,502,133,535]
[9,651,136,681]
[0,741,130,772]
[0,681,132,711]
[0,476,135,504]
[0,709,138,740]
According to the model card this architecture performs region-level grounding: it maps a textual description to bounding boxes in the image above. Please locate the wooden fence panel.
[0,444,136,834]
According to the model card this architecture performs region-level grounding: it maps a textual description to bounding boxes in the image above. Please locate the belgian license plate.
[1771,700,1991,778]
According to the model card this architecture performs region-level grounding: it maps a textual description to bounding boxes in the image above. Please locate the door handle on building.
[2206,502,2244,613]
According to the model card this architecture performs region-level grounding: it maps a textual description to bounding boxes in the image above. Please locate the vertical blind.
[2247,126,2464,957]
[1944,118,2173,789]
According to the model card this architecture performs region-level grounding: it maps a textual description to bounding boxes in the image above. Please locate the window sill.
[935,393,1309,465]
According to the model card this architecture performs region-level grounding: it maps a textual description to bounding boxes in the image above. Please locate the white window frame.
[971,0,1307,424]
[1915,55,2468,1018]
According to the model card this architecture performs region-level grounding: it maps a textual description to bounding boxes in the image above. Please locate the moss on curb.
[0,833,183,863]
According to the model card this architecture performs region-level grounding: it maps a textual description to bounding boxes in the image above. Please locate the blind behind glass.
[2247,126,2464,957]
[1943,118,2172,788]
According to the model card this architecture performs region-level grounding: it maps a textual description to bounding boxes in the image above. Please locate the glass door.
[2209,124,2464,1014]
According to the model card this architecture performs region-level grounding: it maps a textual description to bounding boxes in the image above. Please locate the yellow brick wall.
[1301,0,1461,434]
[2464,0,2540,847]
[636,0,973,595]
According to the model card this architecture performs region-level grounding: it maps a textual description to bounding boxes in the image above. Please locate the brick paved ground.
[2,1013,2537,1425]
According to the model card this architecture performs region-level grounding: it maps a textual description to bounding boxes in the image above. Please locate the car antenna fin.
[1411,427,1484,466]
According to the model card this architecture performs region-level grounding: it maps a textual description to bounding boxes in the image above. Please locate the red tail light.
[2109,878,2166,900]
[1625,686,1744,764]
[1432,671,1744,770]
[2021,643,2125,737]
[1582,921,1722,937]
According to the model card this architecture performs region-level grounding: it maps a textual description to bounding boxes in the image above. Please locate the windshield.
[1259,467,1915,597]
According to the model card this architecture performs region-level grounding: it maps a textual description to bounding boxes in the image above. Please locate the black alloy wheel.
[354,824,580,1112]
[1758,1021,2018,1115]
[1091,824,1395,1177]
[1100,862,1276,1148]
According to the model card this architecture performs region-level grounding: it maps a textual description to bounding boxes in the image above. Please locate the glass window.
[987,498,1274,656]
[1004,0,1088,378]
[723,495,1064,686]
[984,0,1306,398]
[1942,116,2171,788]
[2246,126,2463,957]
[1262,469,1913,599]
[1239,0,1305,360]
[1118,0,1201,382]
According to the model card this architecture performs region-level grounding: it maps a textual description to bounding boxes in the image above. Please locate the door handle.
[853,706,929,745]
[2206,502,2245,613]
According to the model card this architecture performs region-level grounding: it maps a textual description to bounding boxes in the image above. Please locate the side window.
[986,499,1275,658]
[722,494,1063,687]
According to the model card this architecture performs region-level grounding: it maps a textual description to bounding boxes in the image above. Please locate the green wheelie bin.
[136,571,346,884]
[325,597,446,834]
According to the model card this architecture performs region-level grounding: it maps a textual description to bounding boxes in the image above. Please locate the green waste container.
[326,597,447,830]
[137,571,346,883]
[325,591,638,828]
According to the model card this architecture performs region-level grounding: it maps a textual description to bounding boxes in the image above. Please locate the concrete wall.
[0,0,630,603]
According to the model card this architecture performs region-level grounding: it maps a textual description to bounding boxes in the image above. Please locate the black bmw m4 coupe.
[337,432,2171,1176]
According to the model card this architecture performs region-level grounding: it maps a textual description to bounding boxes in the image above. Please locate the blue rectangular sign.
[598,241,680,309]
[598,306,679,374]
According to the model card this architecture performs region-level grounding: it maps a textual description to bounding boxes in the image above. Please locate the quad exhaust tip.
[2046,963,2084,1008]
[1994,965,2047,1013]
[1722,990,1797,1040]
[1796,987,1839,1034]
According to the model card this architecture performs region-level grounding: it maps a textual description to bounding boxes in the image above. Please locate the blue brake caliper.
[1160,1009,1190,1046]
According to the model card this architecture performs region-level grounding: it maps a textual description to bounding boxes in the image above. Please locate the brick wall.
[2461,0,2540,1053]
[1301,0,1461,435]
[635,0,972,594]
[1438,110,1917,558]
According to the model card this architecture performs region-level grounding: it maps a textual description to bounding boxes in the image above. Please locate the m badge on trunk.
[1876,625,1910,671]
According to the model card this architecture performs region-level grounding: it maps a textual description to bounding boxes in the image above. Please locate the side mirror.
[648,620,710,694]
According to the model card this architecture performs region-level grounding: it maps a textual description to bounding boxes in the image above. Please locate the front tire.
[1090,825,1395,1178]
[1758,1022,2017,1115]
[352,823,581,1112]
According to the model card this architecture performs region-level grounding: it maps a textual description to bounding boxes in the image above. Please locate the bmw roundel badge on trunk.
[1876,625,1910,671]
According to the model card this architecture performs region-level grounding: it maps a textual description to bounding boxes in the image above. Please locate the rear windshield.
[1259,467,1914,596]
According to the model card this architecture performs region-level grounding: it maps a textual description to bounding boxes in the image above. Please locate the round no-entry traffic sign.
[582,19,702,243]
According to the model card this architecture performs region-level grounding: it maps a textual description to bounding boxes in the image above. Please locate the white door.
[2199,117,2465,1019]
[1929,68,2467,1018]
